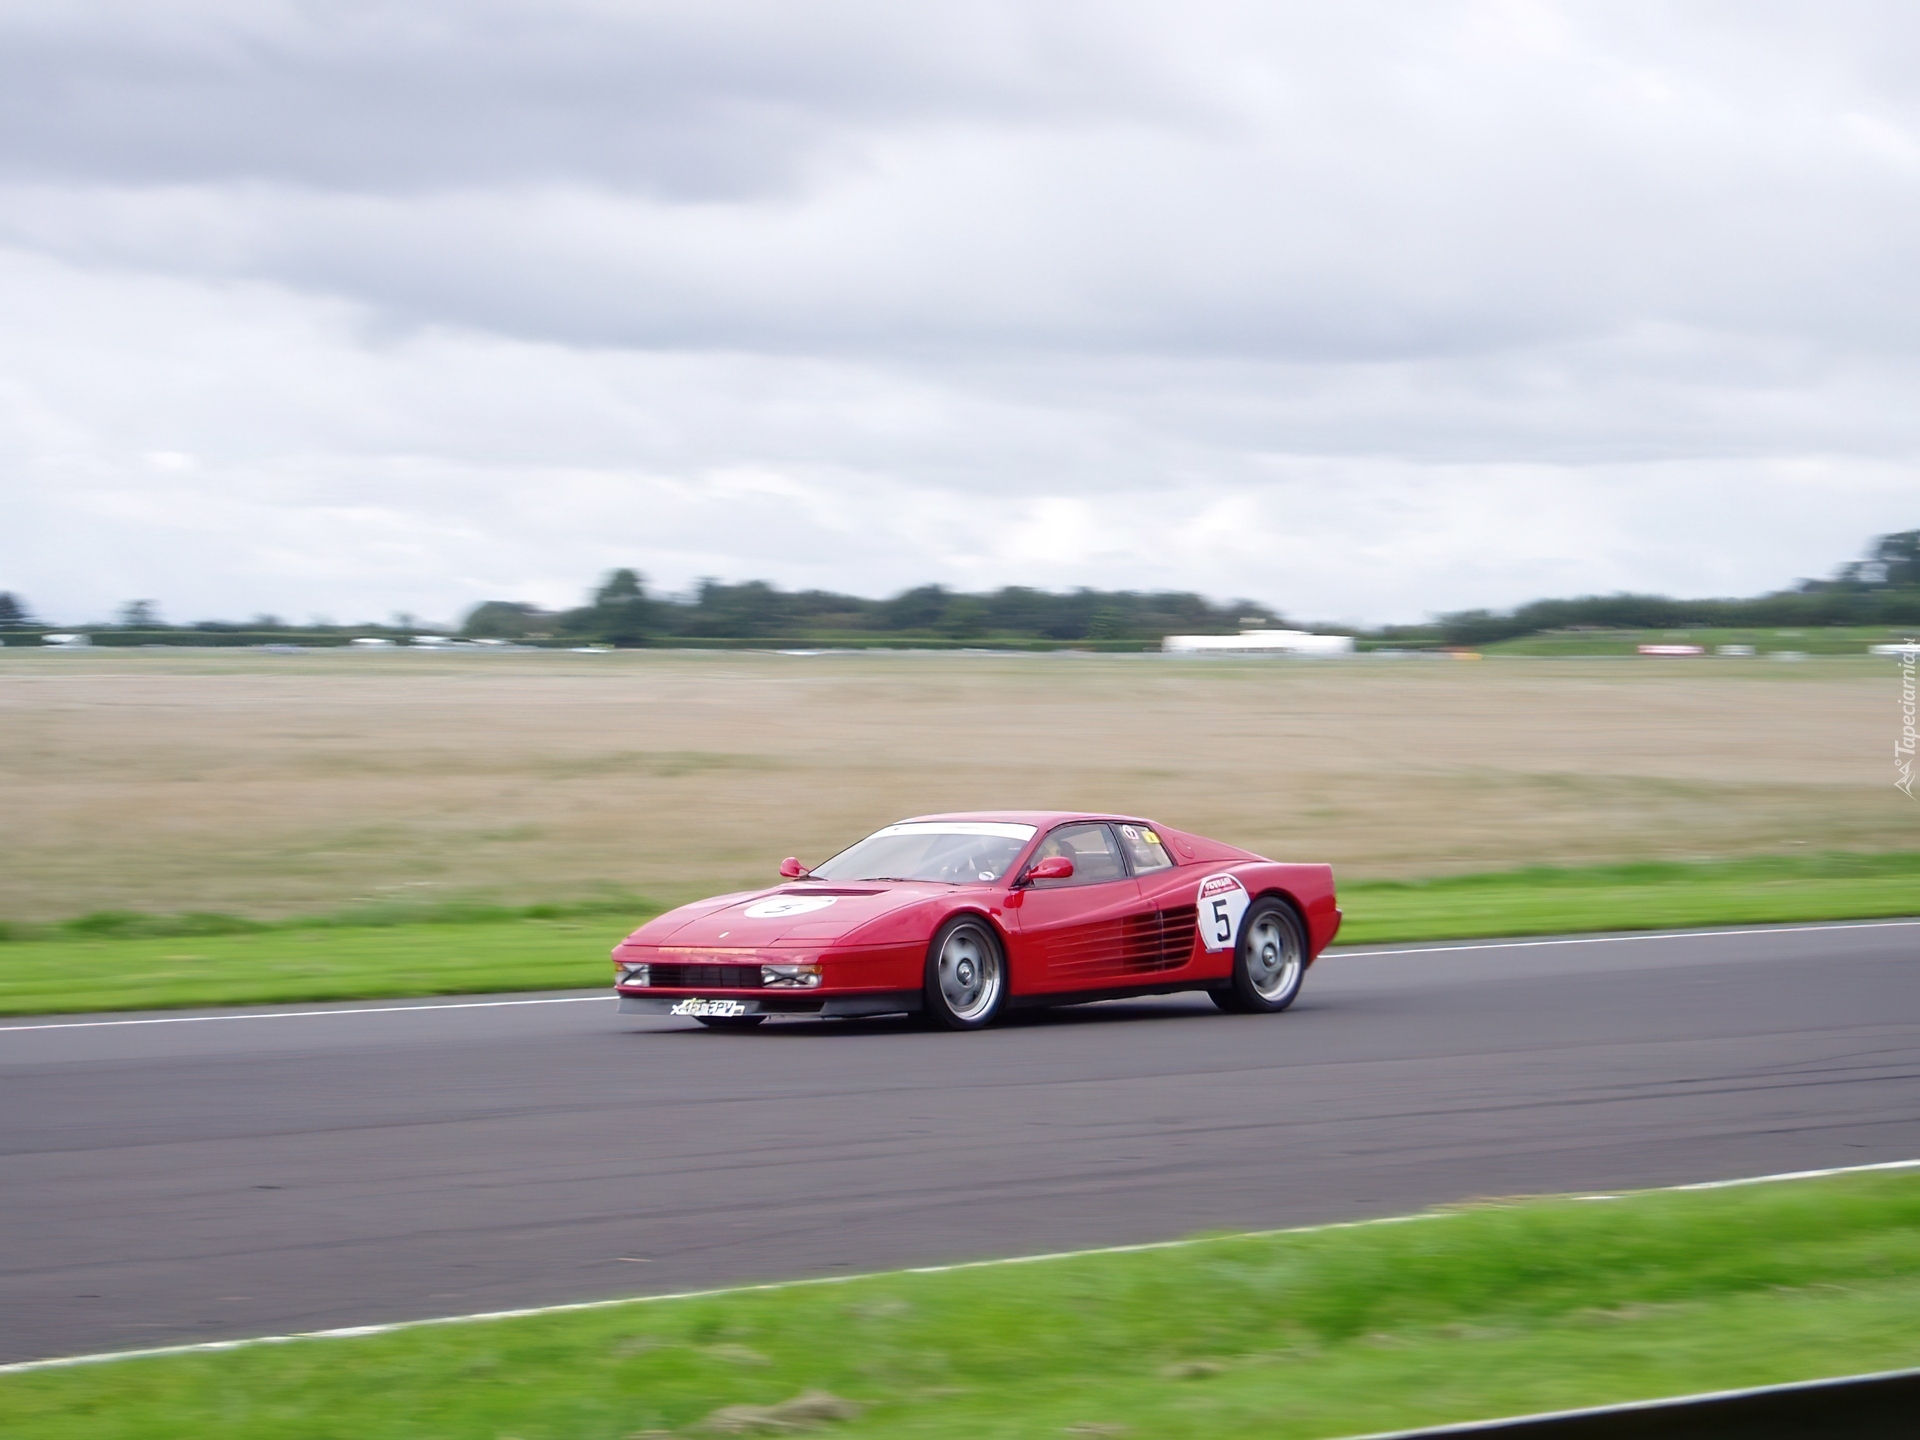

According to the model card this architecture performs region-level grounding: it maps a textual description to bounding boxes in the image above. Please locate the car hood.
[627,883,956,948]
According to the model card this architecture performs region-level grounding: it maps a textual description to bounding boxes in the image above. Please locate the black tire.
[923,916,1008,1031]
[1213,897,1306,1014]
[695,1014,766,1030]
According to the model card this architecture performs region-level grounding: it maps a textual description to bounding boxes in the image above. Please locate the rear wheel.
[923,916,1007,1030]
[1211,897,1306,1014]
[695,1014,766,1030]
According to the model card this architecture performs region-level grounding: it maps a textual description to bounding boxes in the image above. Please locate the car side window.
[1030,823,1128,886]
[1116,823,1173,873]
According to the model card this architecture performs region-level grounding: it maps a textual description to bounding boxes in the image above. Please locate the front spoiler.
[618,990,922,1018]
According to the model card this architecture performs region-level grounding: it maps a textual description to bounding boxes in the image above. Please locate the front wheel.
[1211,897,1306,1014]
[923,916,1007,1030]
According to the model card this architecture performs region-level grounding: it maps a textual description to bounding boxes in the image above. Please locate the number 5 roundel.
[1196,873,1250,952]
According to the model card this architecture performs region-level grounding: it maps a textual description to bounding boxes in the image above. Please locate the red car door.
[1008,822,1144,992]
[1114,821,1216,981]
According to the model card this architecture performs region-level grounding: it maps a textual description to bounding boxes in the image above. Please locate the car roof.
[896,811,1150,829]
[876,811,1260,865]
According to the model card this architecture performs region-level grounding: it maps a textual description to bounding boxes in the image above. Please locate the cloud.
[1,1,1917,623]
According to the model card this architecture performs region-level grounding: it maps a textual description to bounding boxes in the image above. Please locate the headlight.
[618,963,650,986]
[760,963,822,989]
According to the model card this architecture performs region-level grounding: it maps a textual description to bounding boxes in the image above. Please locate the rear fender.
[1237,864,1339,961]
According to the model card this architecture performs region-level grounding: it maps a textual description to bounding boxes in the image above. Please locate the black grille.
[649,963,763,990]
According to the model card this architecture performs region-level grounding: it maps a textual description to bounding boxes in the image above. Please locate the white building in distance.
[1163,629,1355,656]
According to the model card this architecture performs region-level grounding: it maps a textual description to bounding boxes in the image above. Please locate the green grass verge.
[1337,850,1920,946]
[0,915,643,1017]
[1,853,1915,1016]
[0,892,657,945]
[3,1171,1915,1439]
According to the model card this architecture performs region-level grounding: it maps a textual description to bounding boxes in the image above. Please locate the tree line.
[460,574,1283,645]
[458,527,1920,646]
[5,526,1914,647]
[1420,528,1920,647]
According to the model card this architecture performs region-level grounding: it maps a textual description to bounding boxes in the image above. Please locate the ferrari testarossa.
[613,812,1340,1030]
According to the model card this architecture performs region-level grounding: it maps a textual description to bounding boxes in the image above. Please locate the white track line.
[0,995,611,1033]
[1330,916,1920,959]
[6,917,1915,1034]
[2,1156,1914,1377]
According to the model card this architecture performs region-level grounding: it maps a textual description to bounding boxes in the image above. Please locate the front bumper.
[617,989,922,1018]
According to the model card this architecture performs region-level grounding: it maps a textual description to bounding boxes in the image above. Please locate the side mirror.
[1023,855,1075,883]
[779,856,808,879]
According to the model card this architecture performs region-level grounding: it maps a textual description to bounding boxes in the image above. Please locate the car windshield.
[809,821,1037,885]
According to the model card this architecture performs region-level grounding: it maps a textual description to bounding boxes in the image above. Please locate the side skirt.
[1006,979,1226,1010]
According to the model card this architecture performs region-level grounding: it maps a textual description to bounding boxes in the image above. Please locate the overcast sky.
[3,1,1916,626]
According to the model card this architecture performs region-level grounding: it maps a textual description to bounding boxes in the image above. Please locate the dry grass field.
[0,648,1910,923]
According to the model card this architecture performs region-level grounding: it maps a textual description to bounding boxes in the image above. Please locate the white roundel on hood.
[742,895,839,920]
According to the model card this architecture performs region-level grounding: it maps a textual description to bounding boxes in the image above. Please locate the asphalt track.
[3,921,1917,1365]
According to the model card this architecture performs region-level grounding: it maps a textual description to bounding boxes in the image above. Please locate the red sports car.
[613,812,1340,1030]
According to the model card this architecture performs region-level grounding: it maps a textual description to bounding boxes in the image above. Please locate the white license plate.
[669,998,750,1018]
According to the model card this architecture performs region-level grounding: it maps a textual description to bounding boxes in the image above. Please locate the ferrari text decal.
[1197,873,1250,953]
[743,896,838,919]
